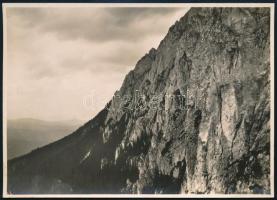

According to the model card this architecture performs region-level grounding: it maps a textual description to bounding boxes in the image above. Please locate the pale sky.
[5,6,189,122]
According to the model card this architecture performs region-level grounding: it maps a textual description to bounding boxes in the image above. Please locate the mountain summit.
[8,7,271,194]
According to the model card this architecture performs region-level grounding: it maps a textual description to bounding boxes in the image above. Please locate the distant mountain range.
[7,118,82,159]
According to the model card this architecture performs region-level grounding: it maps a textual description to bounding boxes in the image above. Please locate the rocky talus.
[8,7,271,194]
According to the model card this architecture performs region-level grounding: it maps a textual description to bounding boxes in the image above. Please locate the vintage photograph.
[2,3,274,197]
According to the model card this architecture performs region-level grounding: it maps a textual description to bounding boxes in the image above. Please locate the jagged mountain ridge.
[8,7,270,194]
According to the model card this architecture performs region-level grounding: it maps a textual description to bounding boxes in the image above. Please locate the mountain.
[7,118,82,159]
[7,7,270,194]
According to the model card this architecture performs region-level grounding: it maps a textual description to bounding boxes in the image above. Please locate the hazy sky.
[6,6,189,122]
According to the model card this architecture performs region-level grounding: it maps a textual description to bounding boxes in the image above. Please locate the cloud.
[7,7,187,42]
[5,6,189,121]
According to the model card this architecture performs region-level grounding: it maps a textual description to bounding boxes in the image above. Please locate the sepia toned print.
[2,3,274,198]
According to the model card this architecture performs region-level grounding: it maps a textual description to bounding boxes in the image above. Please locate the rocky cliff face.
[8,7,271,194]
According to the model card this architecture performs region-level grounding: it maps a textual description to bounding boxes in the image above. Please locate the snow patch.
[199,119,210,142]
[221,86,238,142]
[199,130,208,142]
[115,148,120,163]
[80,150,91,163]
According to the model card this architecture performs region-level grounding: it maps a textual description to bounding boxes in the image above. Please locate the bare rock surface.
[8,7,270,194]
